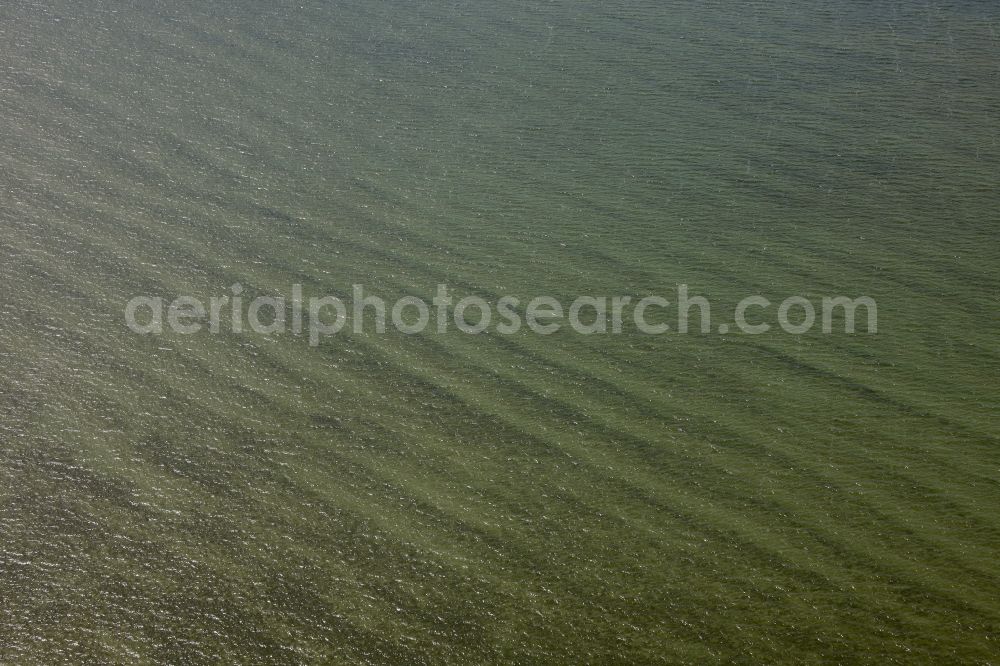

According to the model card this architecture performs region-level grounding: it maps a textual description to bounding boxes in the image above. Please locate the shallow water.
[1,1,998,662]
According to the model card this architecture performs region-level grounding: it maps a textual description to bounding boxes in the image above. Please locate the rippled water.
[1,1,998,662]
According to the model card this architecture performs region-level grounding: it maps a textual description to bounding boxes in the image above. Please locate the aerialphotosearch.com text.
[125,284,877,346]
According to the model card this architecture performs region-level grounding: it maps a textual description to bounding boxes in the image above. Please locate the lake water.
[1,1,998,662]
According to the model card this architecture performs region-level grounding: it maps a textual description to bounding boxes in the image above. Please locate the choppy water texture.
[1,1,999,663]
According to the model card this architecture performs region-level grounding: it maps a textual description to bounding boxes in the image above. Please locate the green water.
[1,1,998,662]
